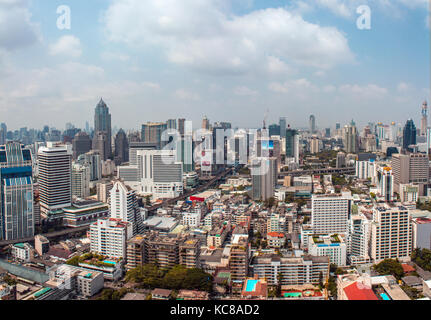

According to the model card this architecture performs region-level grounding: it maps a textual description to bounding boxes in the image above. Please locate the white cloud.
[234,86,258,96]
[101,51,130,61]
[175,89,200,101]
[49,35,82,58]
[0,0,40,51]
[103,0,354,75]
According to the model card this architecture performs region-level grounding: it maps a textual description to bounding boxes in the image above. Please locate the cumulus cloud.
[0,0,40,51]
[49,35,82,58]
[103,0,354,75]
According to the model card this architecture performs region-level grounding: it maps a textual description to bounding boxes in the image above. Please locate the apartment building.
[371,204,413,263]
[311,192,352,235]
[251,254,329,286]
[89,218,133,260]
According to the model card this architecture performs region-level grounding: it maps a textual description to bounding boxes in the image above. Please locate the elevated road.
[0,225,89,248]
[147,167,234,213]
[279,166,355,178]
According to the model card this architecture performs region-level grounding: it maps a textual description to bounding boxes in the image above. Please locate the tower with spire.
[421,100,428,136]
[94,98,112,159]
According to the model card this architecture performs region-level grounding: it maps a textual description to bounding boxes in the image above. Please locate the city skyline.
[0,0,429,130]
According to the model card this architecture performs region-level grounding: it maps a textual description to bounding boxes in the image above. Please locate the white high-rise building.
[311,192,352,235]
[137,149,183,199]
[377,166,394,202]
[371,204,412,263]
[38,142,72,214]
[109,181,142,236]
[72,163,90,199]
[399,183,419,203]
[89,218,132,259]
[355,160,375,180]
[347,214,371,265]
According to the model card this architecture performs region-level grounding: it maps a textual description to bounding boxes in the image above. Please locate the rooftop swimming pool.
[380,293,390,300]
[103,260,116,265]
[245,280,259,292]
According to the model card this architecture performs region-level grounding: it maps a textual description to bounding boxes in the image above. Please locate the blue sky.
[0,0,429,131]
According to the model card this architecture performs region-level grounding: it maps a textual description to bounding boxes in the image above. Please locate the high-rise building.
[114,129,129,165]
[421,101,428,136]
[309,115,316,134]
[285,127,299,163]
[391,153,429,195]
[310,135,321,154]
[402,119,417,150]
[0,142,34,240]
[230,234,249,287]
[96,181,113,203]
[72,163,90,199]
[94,98,112,159]
[371,204,412,263]
[77,151,101,182]
[141,122,168,150]
[251,157,276,201]
[0,123,6,145]
[355,160,375,180]
[167,119,177,130]
[268,124,280,137]
[377,166,394,202]
[279,117,287,139]
[109,181,143,236]
[137,149,183,199]
[178,118,186,137]
[311,192,352,235]
[336,152,346,168]
[92,131,110,161]
[38,143,72,214]
[72,132,92,160]
[202,116,210,130]
[89,217,132,259]
[343,121,359,154]
[347,214,371,265]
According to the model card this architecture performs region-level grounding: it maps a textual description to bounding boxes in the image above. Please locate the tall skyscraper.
[309,115,316,133]
[202,116,210,130]
[343,120,359,154]
[251,157,276,201]
[72,131,92,160]
[94,98,112,158]
[167,119,177,130]
[402,119,417,150]
[141,122,168,150]
[178,118,186,137]
[285,127,299,163]
[279,117,287,139]
[92,131,110,161]
[421,101,428,136]
[0,142,34,240]
[114,129,129,165]
[38,142,72,214]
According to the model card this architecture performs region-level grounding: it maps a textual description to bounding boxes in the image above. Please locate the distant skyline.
[0,0,429,130]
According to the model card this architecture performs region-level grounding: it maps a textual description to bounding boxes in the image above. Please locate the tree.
[373,259,404,280]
